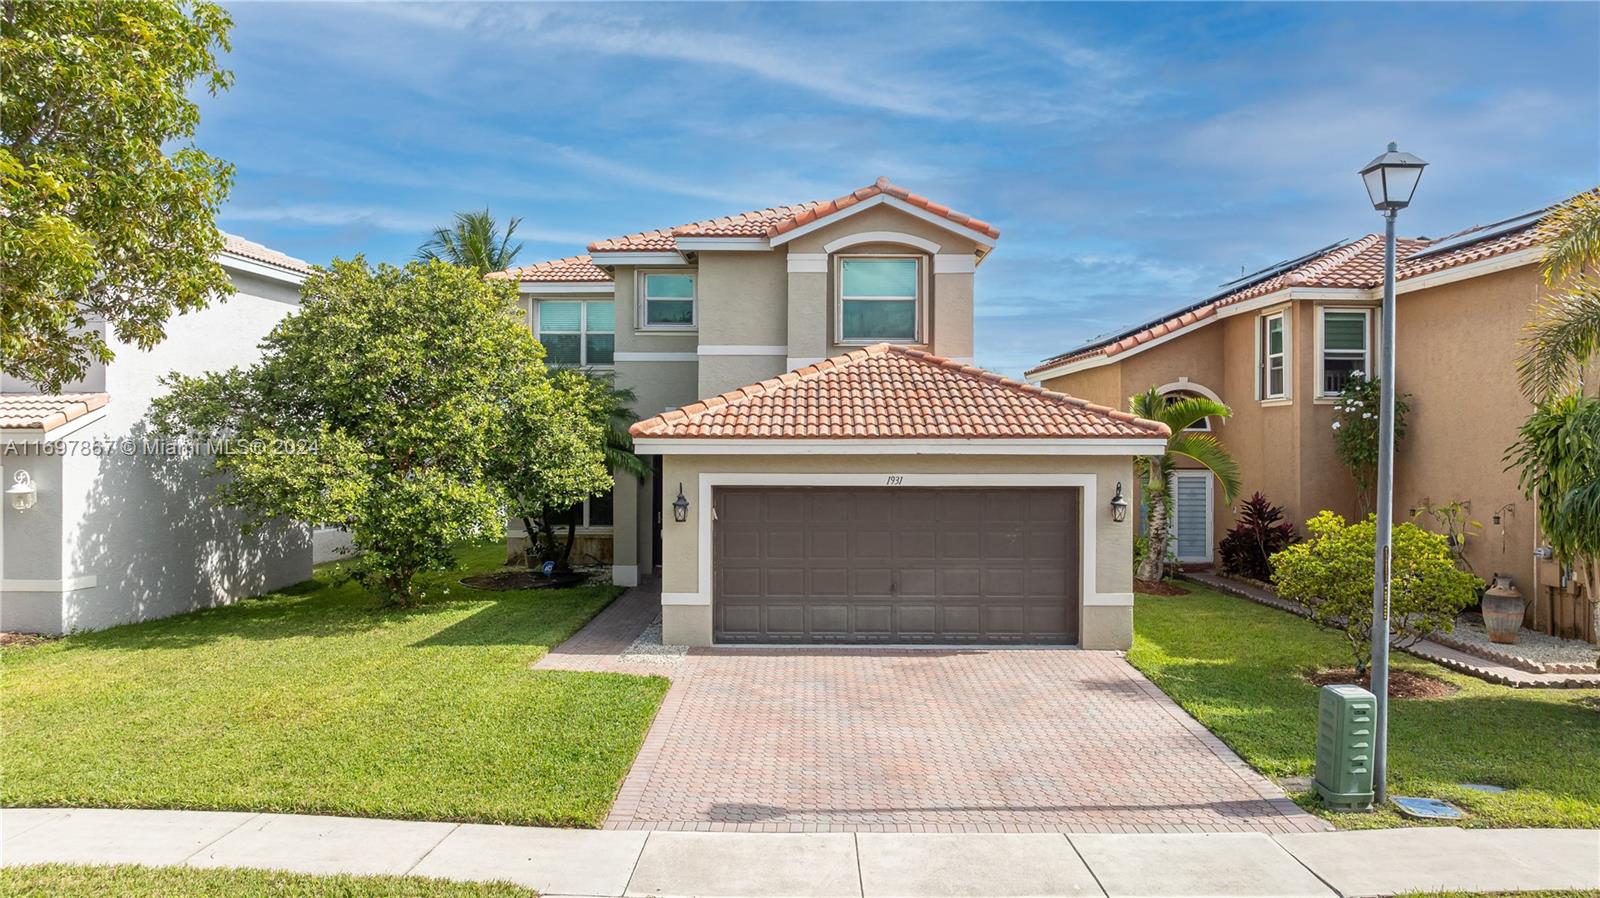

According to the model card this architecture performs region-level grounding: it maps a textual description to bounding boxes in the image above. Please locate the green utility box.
[1314,684,1376,811]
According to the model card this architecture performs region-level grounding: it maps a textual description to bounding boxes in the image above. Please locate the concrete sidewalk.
[2,808,1596,898]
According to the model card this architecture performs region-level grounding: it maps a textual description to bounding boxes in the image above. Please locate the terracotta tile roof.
[1025,208,1549,377]
[631,344,1168,441]
[589,177,1000,254]
[0,393,109,432]
[489,254,613,283]
[220,233,312,275]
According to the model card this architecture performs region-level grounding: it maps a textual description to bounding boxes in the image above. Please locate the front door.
[1170,471,1214,563]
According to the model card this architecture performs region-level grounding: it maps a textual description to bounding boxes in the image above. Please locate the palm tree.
[1517,189,1600,403]
[417,209,525,276]
[1130,387,1242,581]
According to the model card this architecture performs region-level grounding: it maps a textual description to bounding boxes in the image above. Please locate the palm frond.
[416,209,525,275]
[1166,432,1243,504]
[1517,279,1600,402]
[1541,189,1600,287]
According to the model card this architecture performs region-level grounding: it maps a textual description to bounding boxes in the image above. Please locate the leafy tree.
[2,0,236,390]
[1218,492,1297,581]
[150,259,610,605]
[1129,387,1242,581]
[417,209,524,276]
[1506,394,1600,616]
[503,375,647,572]
[1517,189,1600,403]
[1330,372,1410,512]
[1272,511,1480,675]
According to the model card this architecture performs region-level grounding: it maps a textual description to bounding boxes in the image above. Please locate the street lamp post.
[1357,142,1426,805]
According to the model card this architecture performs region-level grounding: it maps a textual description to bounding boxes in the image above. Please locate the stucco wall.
[1,267,312,635]
[655,452,1136,648]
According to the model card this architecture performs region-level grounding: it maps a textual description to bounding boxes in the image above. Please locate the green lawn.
[1128,586,1600,830]
[0,864,538,897]
[0,543,668,827]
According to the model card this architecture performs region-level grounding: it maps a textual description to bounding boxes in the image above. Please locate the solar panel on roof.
[1038,239,1355,364]
[1405,209,1545,260]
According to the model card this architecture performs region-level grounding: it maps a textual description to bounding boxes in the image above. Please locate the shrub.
[1271,511,1481,674]
[1218,492,1298,581]
[1331,373,1410,511]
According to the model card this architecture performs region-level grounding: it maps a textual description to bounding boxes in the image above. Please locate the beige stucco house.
[1027,202,1597,643]
[497,178,1167,648]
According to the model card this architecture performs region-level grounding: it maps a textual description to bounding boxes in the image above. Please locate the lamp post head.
[1359,141,1427,212]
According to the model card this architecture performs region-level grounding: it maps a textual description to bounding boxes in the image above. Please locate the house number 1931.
[885,475,905,485]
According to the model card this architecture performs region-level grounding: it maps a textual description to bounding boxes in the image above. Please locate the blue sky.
[203,2,1599,376]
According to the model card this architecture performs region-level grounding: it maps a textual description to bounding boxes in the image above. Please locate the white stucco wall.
[1,262,313,635]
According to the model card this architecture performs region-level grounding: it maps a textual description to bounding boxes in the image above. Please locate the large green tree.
[417,209,524,276]
[1129,387,1242,581]
[2,0,236,390]
[150,259,611,604]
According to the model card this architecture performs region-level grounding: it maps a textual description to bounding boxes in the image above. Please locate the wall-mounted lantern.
[1110,481,1129,523]
[7,470,38,511]
[672,483,690,523]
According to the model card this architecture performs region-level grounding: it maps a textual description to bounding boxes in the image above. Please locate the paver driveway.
[538,585,1325,833]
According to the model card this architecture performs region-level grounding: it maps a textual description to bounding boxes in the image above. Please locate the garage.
[629,344,1169,649]
[712,486,1079,644]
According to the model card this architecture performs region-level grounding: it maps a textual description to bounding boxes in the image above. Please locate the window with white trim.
[1259,312,1287,399]
[838,256,920,342]
[640,272,696,329]
[551,489,614,530]
[1320,308,1370,396]
[537,301,614,367]
[1163,390,1212,431]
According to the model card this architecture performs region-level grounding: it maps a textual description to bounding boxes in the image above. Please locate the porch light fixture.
[7,470,37,511]
[1109,482,1129,523]
[672,482,690,523]
[1358,141,1426,807]
[1359,142,1427,212]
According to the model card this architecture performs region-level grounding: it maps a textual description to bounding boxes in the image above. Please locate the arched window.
[1155,381,1222,432]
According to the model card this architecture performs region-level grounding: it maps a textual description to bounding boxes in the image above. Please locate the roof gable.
[631,344,1168,441]
[589,177,999,254]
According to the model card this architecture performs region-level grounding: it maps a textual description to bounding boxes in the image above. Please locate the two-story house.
[499,178,1169,649]
[2,235,315,635]
[1027,199,1598,644]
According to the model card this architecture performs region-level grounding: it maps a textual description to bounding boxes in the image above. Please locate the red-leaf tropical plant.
[1129,388,1242,581]
[1218,492,1298,581]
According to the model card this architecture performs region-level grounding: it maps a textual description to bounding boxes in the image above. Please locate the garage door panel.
[939,568,981,596]
[809,567,850,596]
[853,604,893,635]
[982,529,1026,559]
[853,530,894,560]
[942,604,981,636]
[895,604,937,635]
[809,530,850,559]
[714,487,1078,644]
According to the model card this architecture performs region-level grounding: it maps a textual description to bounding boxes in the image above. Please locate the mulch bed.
[0,632,50,648]
[1304,667,1459,699]
[1135,578,1191,596]
[460,570,591,591]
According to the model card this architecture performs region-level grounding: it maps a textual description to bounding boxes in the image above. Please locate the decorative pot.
[1481,573,1525,645]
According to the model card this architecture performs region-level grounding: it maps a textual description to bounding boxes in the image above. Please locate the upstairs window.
[537,301,614,367]
[1320,308,1370,396]
[1259,312,1287,399]
[641,273,696,329]
[839,257,919,342]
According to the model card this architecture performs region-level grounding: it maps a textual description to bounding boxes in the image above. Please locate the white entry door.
[1171,471,1214,563]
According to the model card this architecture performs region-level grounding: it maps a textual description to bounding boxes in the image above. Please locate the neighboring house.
[1,235,314,635]
[1026,201,1595,642]
[497,178,1167,648]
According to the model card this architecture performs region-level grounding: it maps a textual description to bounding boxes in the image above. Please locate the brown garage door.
[713,487,1079,644]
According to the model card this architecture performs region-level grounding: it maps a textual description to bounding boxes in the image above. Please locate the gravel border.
[618,616,689,667]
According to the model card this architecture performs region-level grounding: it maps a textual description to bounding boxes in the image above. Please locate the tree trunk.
[520,516,539,570]
[560,516,578,572]
[1138,494,1170,581]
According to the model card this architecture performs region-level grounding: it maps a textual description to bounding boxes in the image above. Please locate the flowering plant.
[1331,372,1410,511]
